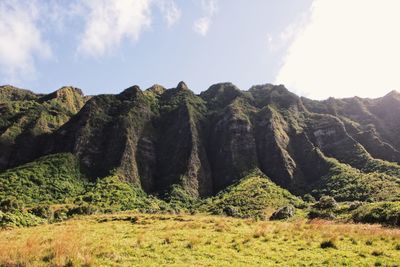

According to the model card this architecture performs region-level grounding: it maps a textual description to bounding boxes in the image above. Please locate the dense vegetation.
[352,202,400,226]
[1,83,400,230]
[201,172,303,219]
[0,153,86,205]
[311,156,400,202]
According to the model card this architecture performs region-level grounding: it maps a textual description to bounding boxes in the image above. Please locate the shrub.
[303,194,316,203]
[223,206,239,217]
[53,207,69,222]
[29,205,53,219]
[314,196,338,210]
[348,201,363,210]
[67,204,97,216]
[371,250,383,256]
[352,202,400,226]
[0,210,44,228]
[308,209,335,220]
[320,240,337,249]
[0,197,23,212]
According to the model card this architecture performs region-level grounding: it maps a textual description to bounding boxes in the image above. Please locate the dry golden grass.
[0,212,399,266]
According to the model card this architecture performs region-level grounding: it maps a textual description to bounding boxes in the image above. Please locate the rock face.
[1,82,400,199]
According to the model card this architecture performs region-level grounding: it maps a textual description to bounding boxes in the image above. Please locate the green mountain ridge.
[1,82,400,211]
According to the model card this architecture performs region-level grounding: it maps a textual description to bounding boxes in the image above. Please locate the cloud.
[275,0,400,99]
[267,16,307,53]
[0,0,51,82]
[77,0,152,57]
[157,0,181,28]
[193,0,218,36]
[193,17,211,36]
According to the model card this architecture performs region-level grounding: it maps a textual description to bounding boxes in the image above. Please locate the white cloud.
[157,0,181,28]
[194,17,211,36]
[267,17,307,53]
[193,0,218,36]
[77,0,152,57]
[275,0,400,99]
[0,0,51,82]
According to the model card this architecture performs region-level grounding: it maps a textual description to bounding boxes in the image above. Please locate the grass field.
[0,213,399,266]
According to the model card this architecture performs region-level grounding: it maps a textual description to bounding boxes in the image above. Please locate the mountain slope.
[1,82,400,202]
[0,85,86,170]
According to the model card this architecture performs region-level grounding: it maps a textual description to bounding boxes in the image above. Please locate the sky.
[0,0,400,99]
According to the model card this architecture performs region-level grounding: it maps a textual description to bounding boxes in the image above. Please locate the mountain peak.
[384,89,400,98]
[146,84,166,95]
[0,85,37,101]
[118,85,142,100]
[177,81,189,91]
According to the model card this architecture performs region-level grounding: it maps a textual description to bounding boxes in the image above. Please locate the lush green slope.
[0,153,86,205]
[311,156,400,202]
[1,82,400,227]
[201,172,304,219]
[0,85,86,170]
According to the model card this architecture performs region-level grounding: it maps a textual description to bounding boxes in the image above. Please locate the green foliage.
[0,87,85,145]
[314,196,338,210]
[352,202,400,226]
[0,196,24,212]
[28,205,53,219]
[312,157,400,202]
[201,173,303,219]
[0,153,87,205]
[67,204,98,216]
[308,209,336,220]
[75,175,171,214]
[303,194,316,203]
[0,210,44,228]
[164,184,197,212]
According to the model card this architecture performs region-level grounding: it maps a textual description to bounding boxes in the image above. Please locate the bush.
[0,197,23,212]
[348,201,363,210]
[53,207,69,222]
[352,202,400,226]
[67,204,97,216]
[223,206,239,217]
[320,240,337,249]
[0,210,44,228]
[303,194,316,203]
[308,209,335,220]
[314,196,338,210]
[29,205,53,219]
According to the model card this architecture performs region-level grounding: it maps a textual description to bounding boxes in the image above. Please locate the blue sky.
[1,0,400,99]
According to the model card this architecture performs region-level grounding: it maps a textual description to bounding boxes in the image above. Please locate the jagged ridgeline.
[1,82,400,204]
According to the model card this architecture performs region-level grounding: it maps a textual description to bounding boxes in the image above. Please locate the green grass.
[1,212,399,266]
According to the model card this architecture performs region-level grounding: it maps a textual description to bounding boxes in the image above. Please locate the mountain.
[1,82,400,203]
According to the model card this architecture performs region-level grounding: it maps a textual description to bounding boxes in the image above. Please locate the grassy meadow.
[0,212,399,267]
